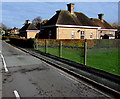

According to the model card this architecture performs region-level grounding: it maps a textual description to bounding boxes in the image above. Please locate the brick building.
[10,27,19,35]
[41,3,117,39]
[19,20,40,39]
[91,14,117,39]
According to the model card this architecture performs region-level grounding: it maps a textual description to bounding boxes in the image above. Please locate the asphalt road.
[0,41,109,98]
[0,40,2,99]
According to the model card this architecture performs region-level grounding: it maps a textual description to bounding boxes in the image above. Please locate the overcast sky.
[1,2,118,28]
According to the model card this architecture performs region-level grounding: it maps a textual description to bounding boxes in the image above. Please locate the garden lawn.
[87,48,120,76]
[38,47,119,76]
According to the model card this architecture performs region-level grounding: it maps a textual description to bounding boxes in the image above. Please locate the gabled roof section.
[20,23,38,31]
[75,12,98,26]
[56,10,78,25]
[44,10,99,27]
[91,18,114,29]
[44,11,60,26]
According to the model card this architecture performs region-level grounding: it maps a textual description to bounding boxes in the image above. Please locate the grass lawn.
[87,48,120,76]
[38,47,84,63]
[37,47,119,76]
[37,47,45,53]
[62,48,84,64]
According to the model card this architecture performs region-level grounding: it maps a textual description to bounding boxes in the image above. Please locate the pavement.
[0,40,109,98]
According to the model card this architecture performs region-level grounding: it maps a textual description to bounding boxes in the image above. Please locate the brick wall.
[27,31,39,39]
[56,27,98,39]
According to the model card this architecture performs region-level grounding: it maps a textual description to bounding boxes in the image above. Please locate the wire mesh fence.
[47,40,60,57]
[87,39,120,75]
[62,40,85,64]
[35,39,46,53]
[5,36,119,76]
[34,39,120,76]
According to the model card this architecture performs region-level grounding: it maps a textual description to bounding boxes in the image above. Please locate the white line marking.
[13,90,21,99]
[0,51,8,72]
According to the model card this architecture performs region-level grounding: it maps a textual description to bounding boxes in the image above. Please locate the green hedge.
[9,37,35,48]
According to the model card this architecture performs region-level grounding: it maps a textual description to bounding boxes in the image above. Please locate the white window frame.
[90,32,93,39]
[81,31,85,39]
[71,31,74,39]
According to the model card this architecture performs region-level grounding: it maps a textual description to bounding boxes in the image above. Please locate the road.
[0,41,109,98]
[0,40,2,99]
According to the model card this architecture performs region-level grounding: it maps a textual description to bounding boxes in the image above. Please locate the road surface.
[0,41,109,98]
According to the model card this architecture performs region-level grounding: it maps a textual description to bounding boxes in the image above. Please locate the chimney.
[25,20,30,24]
[56,10,61,14]
[67,3,74,14]
[98,14,104,22]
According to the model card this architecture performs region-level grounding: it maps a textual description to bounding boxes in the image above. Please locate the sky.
[1,0,120,2]
[1,2,119,28]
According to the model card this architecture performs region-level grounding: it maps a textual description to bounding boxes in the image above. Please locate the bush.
[9,37,35,48]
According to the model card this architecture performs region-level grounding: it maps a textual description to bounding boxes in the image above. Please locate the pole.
[35,39,38,50]
[59,40,62,57]
[84,39,87,65]
[45,40,48,53]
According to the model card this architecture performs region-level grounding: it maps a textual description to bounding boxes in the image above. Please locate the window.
[48,30,52,39]
[90,32,93,39]
[71,31,74,39]
[81,31,85,39]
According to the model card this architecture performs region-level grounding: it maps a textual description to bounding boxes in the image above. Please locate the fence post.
[59,40,62,57]
[35,39,38,50]
[84,39,87,65]
[45,40,48,53]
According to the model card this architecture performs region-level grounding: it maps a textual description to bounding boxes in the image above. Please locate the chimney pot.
[98,14,104,22]
[25,20,30,24]
[56,10,61,14]
[67,3,74,14]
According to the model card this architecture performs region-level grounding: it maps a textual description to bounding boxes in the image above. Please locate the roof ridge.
[103,20,114,28]
[72,13,82,25]
[27,23,38,30]
[74,12,82,14]
[75,12,98,26]
[91,18,99,20]
[91,18,114,29]
[56,10,62,25]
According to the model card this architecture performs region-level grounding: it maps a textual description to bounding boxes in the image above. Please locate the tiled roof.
[91,18,114,29]
[44,10,99,27]
[20,23,38,31]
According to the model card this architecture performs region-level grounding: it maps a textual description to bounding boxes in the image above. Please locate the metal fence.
[34,39,120,76]
[35,39,85,64]
[5,36,120,75]
[86,39,120,75]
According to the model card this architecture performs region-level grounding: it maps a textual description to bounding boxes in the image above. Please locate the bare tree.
[110,22,118,29]
[0,23,10,36]
[0,23,9,30]
[32,16,42,26]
